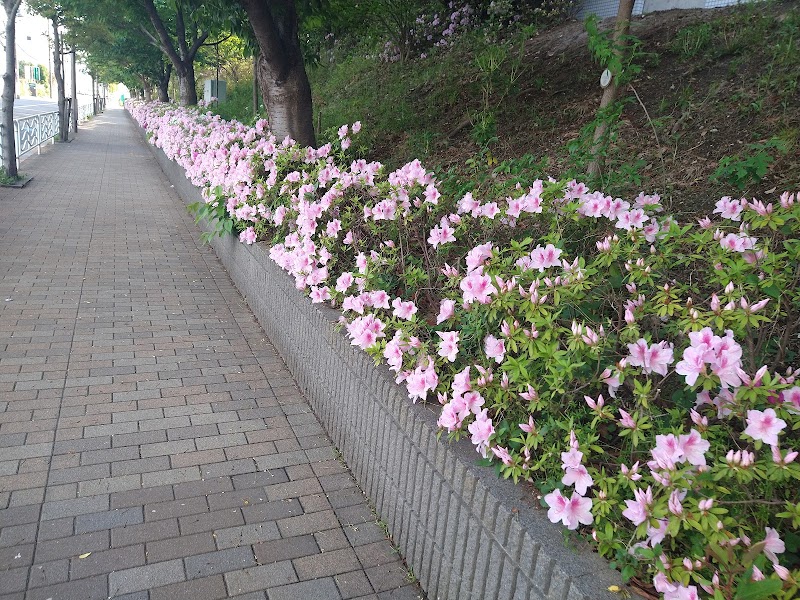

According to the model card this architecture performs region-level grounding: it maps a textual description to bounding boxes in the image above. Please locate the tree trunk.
[239,0,316,147]
[157,63,171,102]
[586,0,635,180]
[51,18,68,142]
[139,76,153,102]
[1,0,22,177]
[252,50,259,117]
[70,47,78,133]
[177,64,198,106]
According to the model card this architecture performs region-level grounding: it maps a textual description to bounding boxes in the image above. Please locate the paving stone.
[149,575,228,600]
[69,544,145,579]
[266,578,342,600]
[223,561,298,596]
[213,522,281,550]
[365,561,413,593]
[252,535,319,565]
[241,498,302,524]
[294,547,361,580]
[336,570,376,599]
[111,519,180,548]
[23,574,108,600]
[184,546,256,579]
[146,532,216,563]
[179,508,244,536]
[74,507,143,534]
[108,559,186,595]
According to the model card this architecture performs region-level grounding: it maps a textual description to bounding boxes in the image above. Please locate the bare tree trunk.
[586,0,635,180]
[1,0,23,177]
[70,47,78,132]
[239,0,316,147]
[51,18,68,141]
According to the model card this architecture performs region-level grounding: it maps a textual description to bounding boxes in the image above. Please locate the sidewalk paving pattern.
[0,109,424,600]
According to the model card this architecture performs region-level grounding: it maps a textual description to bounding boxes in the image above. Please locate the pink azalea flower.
[678,429,710,466]
[437,402,462,431]
[544,489,593,530]
[519,415,535,433]
[392,297,418,320]
[465,242,493,272]
[782,386,800,410]
[650,434,683,470]
[309,286,331,304]
[626,339,674,376]
[462,391,484,415]
[436,331,460,362]
[668,489,685,516]
[452,366,471,397]
[618,409,637,429]
[436,299,455,324]
[622,486,653,526]
[491,445,513,465]
[467,409,494,456]
[405,358,438,403]
[335,272,354,293]
[713,196,744,221]
[675,345,708,386]
[383,333,404,372]
[524,244,563,272]
[239,227,257,245]
[664,585,701,600]
[484,335,506,364]
[743,408,786,446]
[562,464,593,495]
[459,268,497,305]
[762,527,785,564]
[346,314,385,350]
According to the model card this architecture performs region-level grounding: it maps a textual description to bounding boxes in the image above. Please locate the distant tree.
[138,0,210,105]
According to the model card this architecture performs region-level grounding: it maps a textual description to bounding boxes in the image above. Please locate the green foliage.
[672,22,713,58]
[710,138,789,191]
[209,78,260,123]
[585,15,645,84]
[0,168,27,186]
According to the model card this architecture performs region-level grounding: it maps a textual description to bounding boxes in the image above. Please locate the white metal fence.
[0,104,94,167]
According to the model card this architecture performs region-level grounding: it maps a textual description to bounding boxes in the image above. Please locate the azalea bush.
[129,100,800,600]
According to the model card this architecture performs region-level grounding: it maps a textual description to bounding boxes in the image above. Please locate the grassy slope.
[308,1,800,217]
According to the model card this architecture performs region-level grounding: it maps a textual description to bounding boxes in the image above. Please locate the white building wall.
[578,0,749,19]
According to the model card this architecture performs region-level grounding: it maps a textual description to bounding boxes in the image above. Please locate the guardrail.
[1,104,97,166]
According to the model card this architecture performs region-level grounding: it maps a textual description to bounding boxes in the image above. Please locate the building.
[578,0,751,19]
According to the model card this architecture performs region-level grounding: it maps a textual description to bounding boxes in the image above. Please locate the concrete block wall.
[143,130,624,600]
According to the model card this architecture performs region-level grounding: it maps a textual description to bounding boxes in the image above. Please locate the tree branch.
[186,30,209,61]
[139,0,183,70]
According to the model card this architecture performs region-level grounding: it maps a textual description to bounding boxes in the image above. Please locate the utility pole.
[45,28,52,99]
[70,46,77,132]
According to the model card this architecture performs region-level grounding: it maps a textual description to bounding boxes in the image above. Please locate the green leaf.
[733,578,782,600]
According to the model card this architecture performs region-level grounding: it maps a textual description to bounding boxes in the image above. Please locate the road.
[8,95,95,118]
[11,96,58,118]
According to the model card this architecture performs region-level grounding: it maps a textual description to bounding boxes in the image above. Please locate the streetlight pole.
[44,28,52,99]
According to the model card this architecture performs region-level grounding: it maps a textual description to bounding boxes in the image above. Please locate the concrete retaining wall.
[141,127,623,600]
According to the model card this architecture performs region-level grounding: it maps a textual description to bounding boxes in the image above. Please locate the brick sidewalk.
[0,109,423,600]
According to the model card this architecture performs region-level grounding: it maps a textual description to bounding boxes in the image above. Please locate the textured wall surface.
[143,130,623,600]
